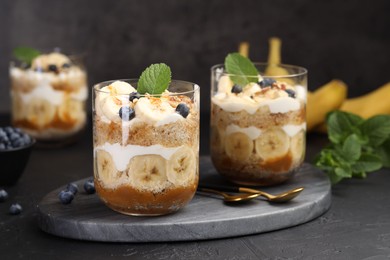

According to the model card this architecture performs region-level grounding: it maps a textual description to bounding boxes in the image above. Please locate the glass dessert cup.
[93,79,200,216]
[210,63,307,186]
[10,51,88,147]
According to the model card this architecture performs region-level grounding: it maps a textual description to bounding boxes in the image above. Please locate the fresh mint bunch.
[315,111,390,184]
[224,53,259,86]
[137,63,171,95]
[13,47,41,65]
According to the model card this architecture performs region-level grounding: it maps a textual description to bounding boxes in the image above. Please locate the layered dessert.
[10,52,87,145]
[211,65,306,186]
[93,79,199,216]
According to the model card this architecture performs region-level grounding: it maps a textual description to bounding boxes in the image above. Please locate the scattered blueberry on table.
[9,203,22,215]
[66,183,78,195]
[59,190,74,204]
[0,189,8,202]
[84,179,95,194]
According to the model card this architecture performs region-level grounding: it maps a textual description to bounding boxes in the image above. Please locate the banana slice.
[290,130,306,162]
[210,125,225,153]
[128,155,168,191]
[134,97,182,126]
[95,150,119,184]
[255,129,290,160]
[166,146,196,186]
[11,92,25,121]
[26,98,56,128]
[225,132,253,161]
[58,96,85,124]
[217,75,234,94]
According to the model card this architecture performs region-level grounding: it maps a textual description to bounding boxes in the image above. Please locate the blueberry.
[0,189,8,202]
[0,143,5,150]
[129,92,141,102]
[66,183,78,195]
[22,134,31,145]
[83,180,95,194]
[62,63,71,69]
[48,64,58,73]
[259,78,276,88]
[119,106,136,121]
[231,85,242,94]
[9,203,22,215]
[59,190,74,205]
[4,127,14,134]
[175,103,190,118]
[285,89,296,98]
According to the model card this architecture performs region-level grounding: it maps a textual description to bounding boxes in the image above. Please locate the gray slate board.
[36,157,331,242]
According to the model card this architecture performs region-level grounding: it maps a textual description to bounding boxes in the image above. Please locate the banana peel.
[313,82,390,133]
[238,42,249,58]
[306,80,348,131]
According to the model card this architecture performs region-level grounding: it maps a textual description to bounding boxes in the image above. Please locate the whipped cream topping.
[213,76,304,114]
[95,142,183,172]
[11,67,86,85]
[226,124,262,140]
[96,80,187,127]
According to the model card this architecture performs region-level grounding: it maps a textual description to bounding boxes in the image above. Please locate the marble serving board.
[36,157,331,242]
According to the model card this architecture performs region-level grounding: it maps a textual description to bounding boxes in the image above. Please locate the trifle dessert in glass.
[10,48,88,147]
[210,53,307,186]
[93,64,200,216]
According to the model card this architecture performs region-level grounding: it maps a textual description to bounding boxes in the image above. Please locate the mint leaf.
[315,111,388,185]
[327,111,363,144]
[224,53,259,86]
[13,47,41,65]
[377,138,390,167]
[351,153,382,173]
[361,115,390,147]
[341,134,361,161]
[137,63,171,95]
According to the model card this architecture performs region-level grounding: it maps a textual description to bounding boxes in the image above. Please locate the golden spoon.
[198,184,303,203]
[197,187,261,203]
[239,186,304,203]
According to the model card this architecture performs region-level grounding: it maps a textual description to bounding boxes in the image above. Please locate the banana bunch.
[95,146,197,191]
[238,38,390,133]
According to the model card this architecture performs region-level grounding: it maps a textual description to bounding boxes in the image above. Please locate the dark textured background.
[0,0,389,113]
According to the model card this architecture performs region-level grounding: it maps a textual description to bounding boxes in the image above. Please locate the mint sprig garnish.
[315,111,390,184]
[224,53,259,86]
[13,47,41,65]
[137,63,171,95]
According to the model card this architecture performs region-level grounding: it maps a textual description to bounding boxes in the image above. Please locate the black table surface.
[1,114,390,260]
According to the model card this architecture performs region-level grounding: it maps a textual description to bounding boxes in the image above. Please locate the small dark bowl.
[0,139,35,186]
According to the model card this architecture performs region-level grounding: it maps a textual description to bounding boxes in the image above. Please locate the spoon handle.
[198,183,240,193]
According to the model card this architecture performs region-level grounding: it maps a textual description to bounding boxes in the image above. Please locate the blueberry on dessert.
[129,92,141,102]
[285,89,296,98]
[119,106,136,121]
[176,103,190,118]
[259,78,276,88]
[231,85,242,94]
